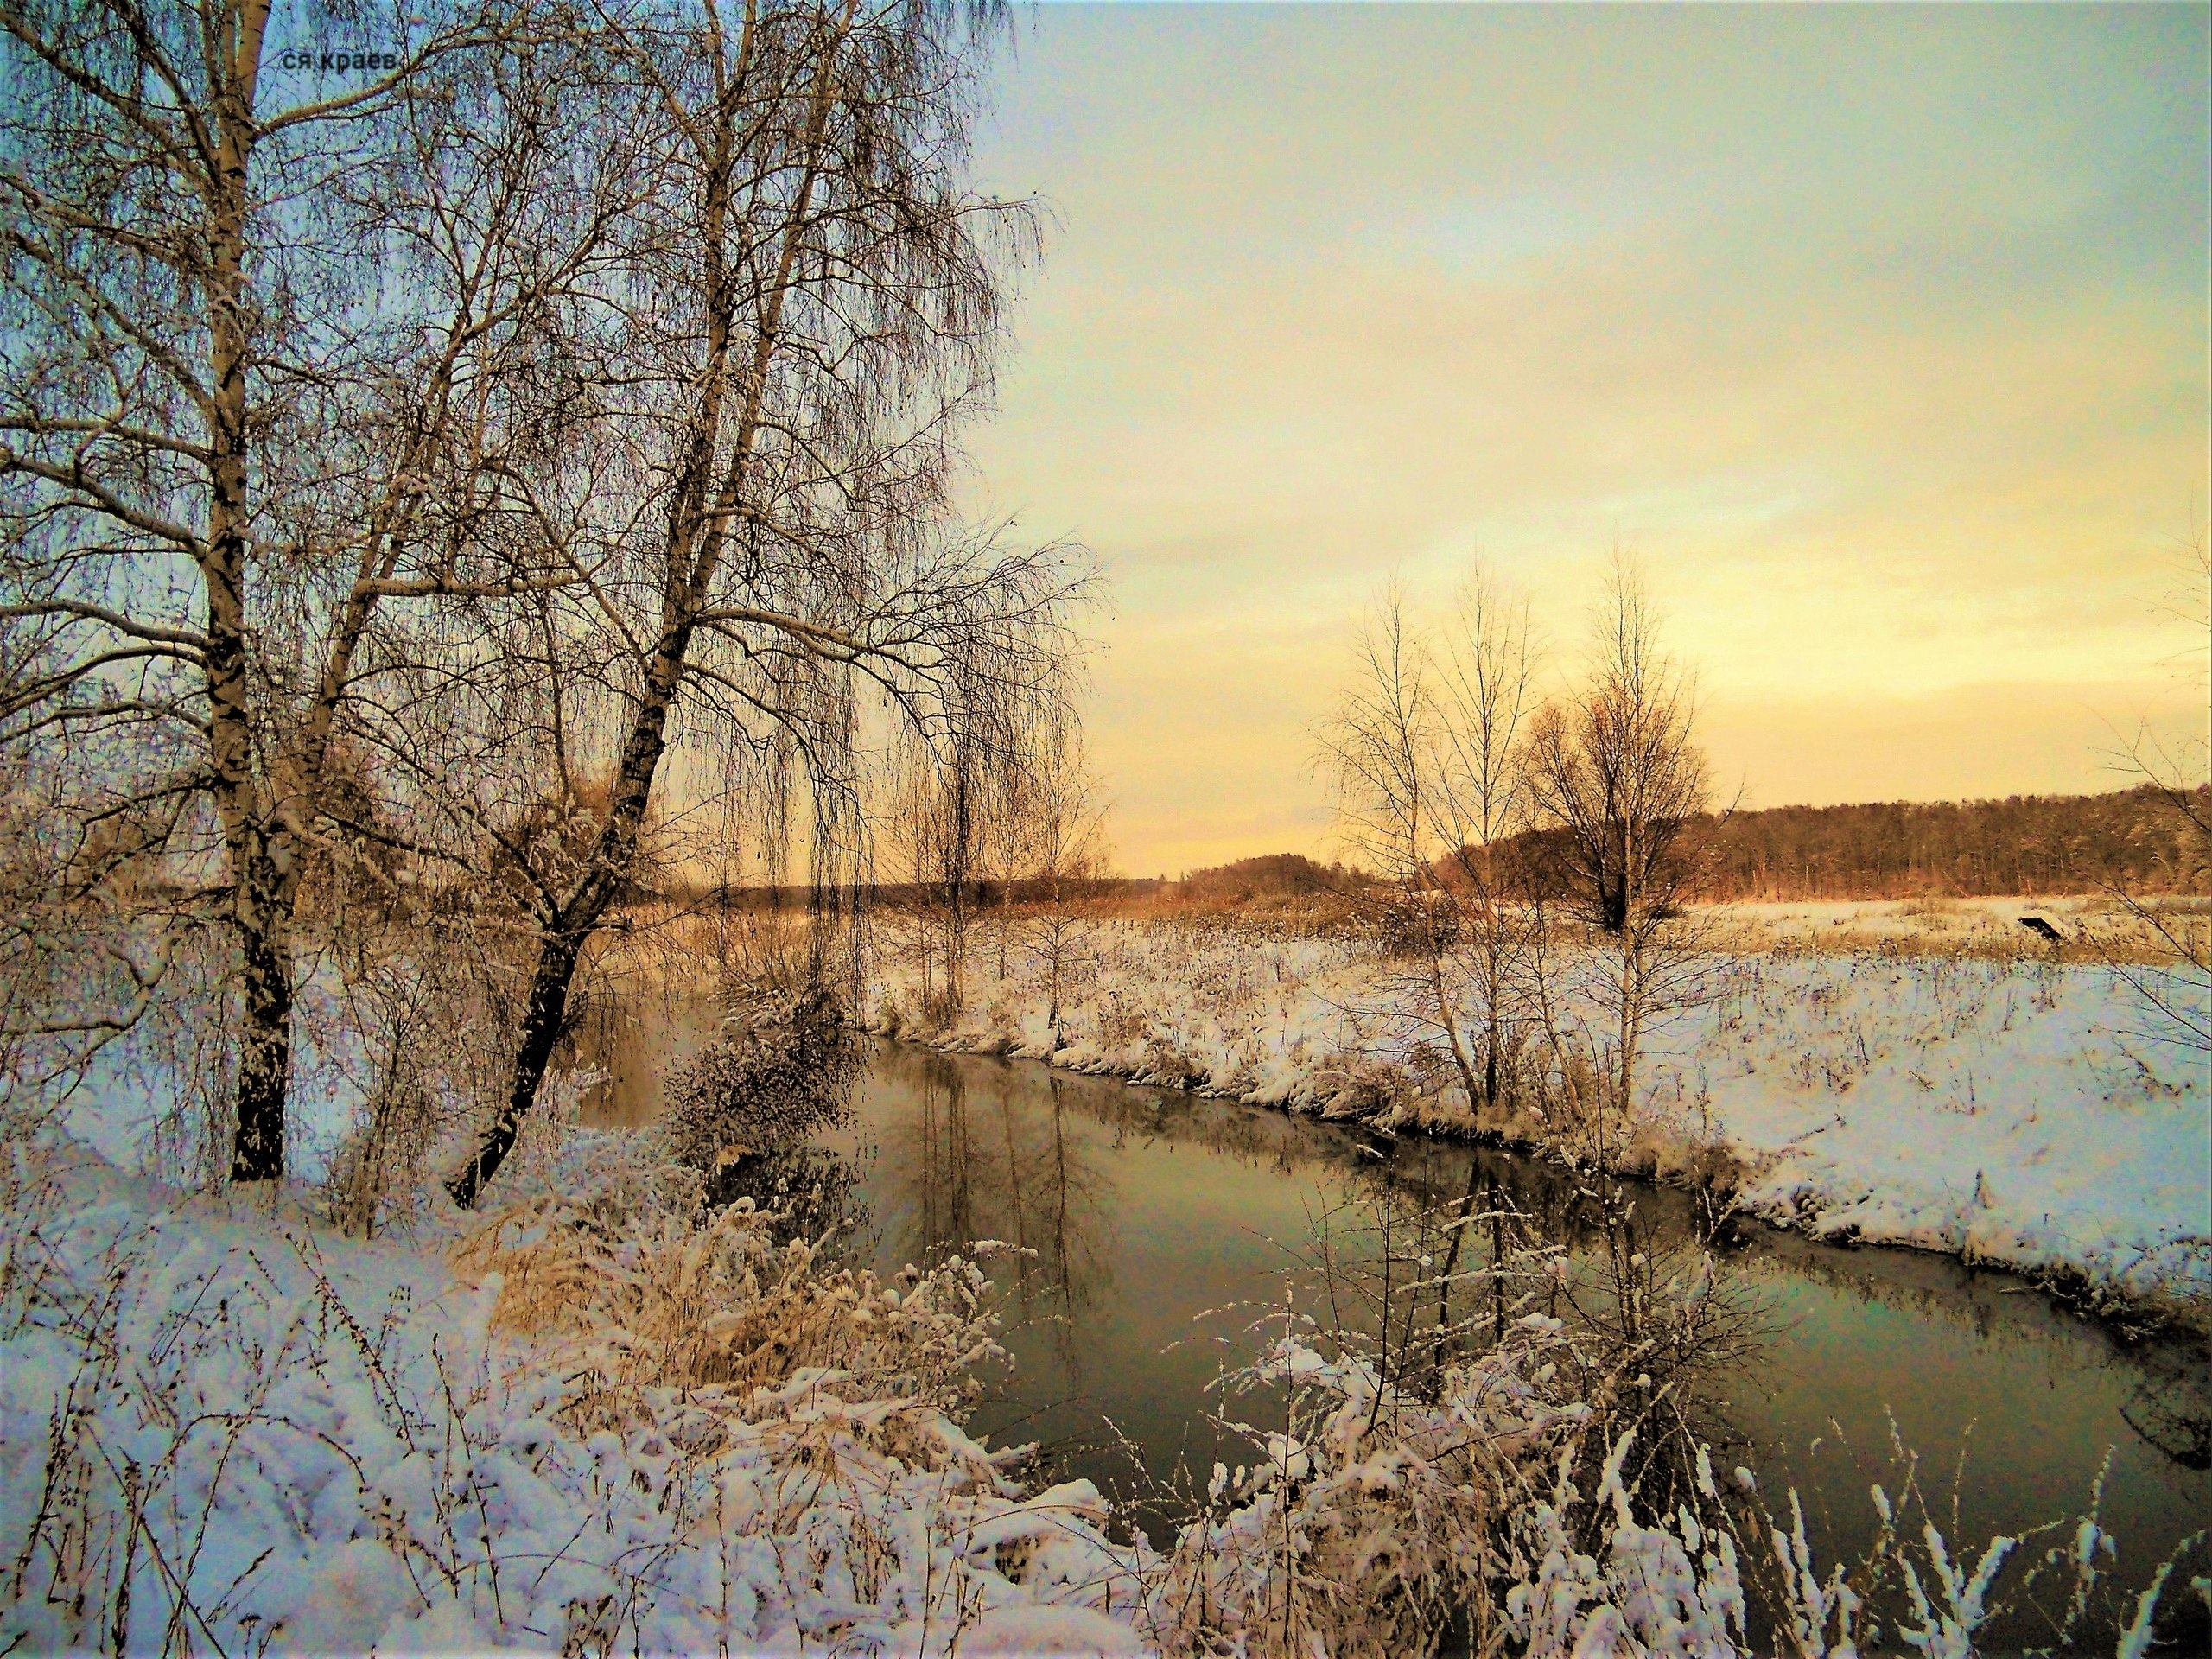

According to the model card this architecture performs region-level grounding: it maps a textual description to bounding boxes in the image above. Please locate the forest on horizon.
[700,781,2209,911]
[1166,781,2209,905]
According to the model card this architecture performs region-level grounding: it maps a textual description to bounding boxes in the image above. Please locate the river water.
[574,1002,2209,1648]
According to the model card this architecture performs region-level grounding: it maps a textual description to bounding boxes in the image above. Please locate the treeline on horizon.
[1681,783,2209,900]
[703,783,2206,910]
[1173,785,2209,905]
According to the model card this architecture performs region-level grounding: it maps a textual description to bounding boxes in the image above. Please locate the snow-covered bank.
[0,1125,1149,1656]
[7,1066,2200,1655]
[864,916,2212,1326]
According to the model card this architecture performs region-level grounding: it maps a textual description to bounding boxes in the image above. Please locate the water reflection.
[821,1046,1354,1497]
[2122,1346,2212,1471]
[838,1045,2210,1638]
[856,1059,1119,1390]
[571,1007,2209,1636]
[567,984,727,1128]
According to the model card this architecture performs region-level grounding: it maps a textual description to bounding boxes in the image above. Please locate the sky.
[956,3,2210,878]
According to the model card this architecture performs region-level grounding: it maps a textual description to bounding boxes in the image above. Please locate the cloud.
[964,4,2209,872]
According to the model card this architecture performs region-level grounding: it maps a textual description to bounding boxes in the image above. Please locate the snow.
[6,969,2196,1654]
[0,1128,1154,1656]
[865,910,2211,1324]
[1679,953,2209,1311]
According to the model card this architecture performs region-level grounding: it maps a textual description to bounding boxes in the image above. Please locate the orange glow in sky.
[961,4,2209,875]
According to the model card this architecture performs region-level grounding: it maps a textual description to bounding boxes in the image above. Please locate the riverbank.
[863,912,2212,1331]
[0,1116,1150,1656]
[10,1044,2201,1655]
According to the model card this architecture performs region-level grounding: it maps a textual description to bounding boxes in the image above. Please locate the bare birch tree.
[0,0,629,1179]
[1426,567,1539,1112]
[1522,554,1713,1154]
[1317,585,1458,1084]
[1319,569,1538,1125]
[874,643,1054,1020]
[442,0,1090,1206]
[1014,708,1108,1047]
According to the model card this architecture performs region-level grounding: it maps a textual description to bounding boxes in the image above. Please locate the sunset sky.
[957,3,2209,877]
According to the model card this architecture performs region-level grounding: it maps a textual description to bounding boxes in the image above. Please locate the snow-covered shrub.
[1128,1160,1767,1658]
[658,980,861,1169]
[1503,1434,1747,1656]
[321,940,524,1235]
[0,1125,1151,1655]
[1145,1320,1593,1658]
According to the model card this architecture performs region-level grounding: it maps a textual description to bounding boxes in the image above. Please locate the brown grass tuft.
[451,1194,1005,1427]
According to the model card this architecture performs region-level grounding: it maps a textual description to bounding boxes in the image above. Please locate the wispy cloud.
[967,4,2209,872]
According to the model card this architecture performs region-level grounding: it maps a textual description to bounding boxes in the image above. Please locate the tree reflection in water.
[855,1054,1118,1427]
[576,1002,2210,1601]
[704,1144,872,1255]
[2120,1346,2211,1472]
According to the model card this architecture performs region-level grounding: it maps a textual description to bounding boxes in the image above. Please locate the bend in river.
[570,998,2210,1649]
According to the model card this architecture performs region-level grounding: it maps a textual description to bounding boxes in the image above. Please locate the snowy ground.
[16,1121,2155,1659]
[1699,894,2202,960]
[865,908,2212,1326]
[6,924,2199,1654]
[0,1120,1150,1656]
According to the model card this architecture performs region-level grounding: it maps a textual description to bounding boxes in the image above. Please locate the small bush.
[658,982,861,1170]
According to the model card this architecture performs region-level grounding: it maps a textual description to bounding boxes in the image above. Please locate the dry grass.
[1698,893,2209,966]
[451,1192,1007,1427]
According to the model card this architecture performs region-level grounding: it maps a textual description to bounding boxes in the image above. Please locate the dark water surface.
[575,1007,2209,1643]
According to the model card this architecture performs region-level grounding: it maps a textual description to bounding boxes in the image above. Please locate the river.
[572,999,2209,1649]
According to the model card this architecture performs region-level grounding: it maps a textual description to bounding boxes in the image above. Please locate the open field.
[615,885,2206,972]
[1698,893,2209,963]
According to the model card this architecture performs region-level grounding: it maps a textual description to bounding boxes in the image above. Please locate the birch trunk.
[198,0,295,1179]
[450,4,844,1203]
